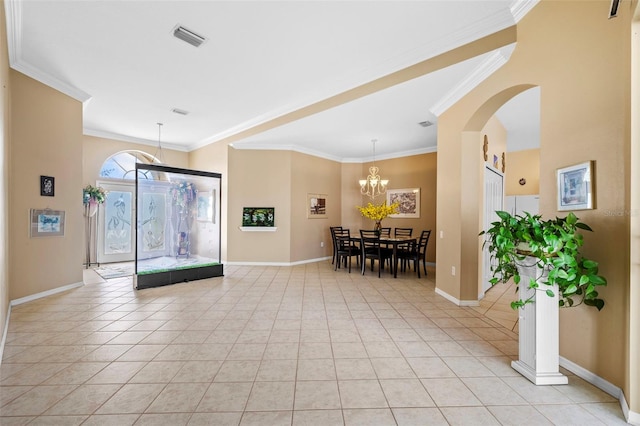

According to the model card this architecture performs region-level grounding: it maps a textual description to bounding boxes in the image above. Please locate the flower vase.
[374,221,382,236]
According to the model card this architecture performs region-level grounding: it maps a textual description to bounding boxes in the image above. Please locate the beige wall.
[290,152,342,262]
[188,141,229,261]
[506,148,540,195]
[0,0,10,345]
[9,71,84,300]
[437,0,633,407]
[226,149,292,263]
[630,0,640,415]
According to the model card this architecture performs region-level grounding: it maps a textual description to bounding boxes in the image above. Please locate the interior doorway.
[482,165,504,296]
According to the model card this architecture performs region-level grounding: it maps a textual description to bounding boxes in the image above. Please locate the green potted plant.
[481,210,608,385]
[481,210,607,310]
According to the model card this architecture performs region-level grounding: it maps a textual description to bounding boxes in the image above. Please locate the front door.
[97,181,135,264]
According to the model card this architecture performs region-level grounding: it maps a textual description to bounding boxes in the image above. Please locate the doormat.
[94,264,134,279]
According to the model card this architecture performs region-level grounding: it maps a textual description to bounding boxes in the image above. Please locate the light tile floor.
[0,262,628,425]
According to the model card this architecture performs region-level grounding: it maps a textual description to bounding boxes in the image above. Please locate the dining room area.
[330,225,432,280]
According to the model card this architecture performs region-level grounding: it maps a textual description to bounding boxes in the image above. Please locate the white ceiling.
[6,0,540,162]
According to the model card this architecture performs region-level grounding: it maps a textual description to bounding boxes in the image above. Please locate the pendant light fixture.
[359,139,389,199]
[153,122,165,164]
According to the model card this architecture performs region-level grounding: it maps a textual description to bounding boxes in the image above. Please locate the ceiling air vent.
[173,25,206,47]
[171,108,189,116]
[418,120,434,128]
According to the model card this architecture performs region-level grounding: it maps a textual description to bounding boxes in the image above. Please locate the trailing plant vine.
[480,211,607,311]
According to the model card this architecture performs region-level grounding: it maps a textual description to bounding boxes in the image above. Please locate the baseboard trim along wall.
[434,287,480,307]
[559,356,638,425]
[10,281,85,307]
[0,303,12,366]
[224,257,332,267]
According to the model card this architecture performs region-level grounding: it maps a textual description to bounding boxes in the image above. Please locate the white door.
[97,181,135,263]
[482,167,504,295]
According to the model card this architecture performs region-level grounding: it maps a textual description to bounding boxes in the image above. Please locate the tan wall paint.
[630,0,640,415]
[506,149,540,195]
[290,152,342,262]
[188,141,229,261]
[226,149,292,263]
[340,163,364,231]
[0,0,10,341]
[9,71,83,300]
[437,0,632,402]
[483,116,507,173]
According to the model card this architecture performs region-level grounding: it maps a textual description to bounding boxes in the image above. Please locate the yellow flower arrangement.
[357,201,399,221]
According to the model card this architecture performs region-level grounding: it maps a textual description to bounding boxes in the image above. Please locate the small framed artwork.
[40,175,55,197]
[242,207,275,227]
[307,194,327,219]
[557,161,594,211]
[387,188,420,218]
[196,190,214,222]
[30,209,65,237]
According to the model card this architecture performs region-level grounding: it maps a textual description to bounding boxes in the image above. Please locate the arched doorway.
[96,150,161,263]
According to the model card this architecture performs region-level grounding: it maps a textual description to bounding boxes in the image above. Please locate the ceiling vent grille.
[173,25,206,47]
[171,108,189,116]
[418,120,434,128]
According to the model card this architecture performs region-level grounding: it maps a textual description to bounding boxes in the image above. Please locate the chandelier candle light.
[359,139,389,199]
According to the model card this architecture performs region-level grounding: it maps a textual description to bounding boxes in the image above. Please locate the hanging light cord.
[154,122,165,164]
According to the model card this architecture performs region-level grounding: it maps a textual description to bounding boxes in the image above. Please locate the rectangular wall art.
[557,161,594,211]
[30,209,65,237]
[307,194,327,219]
[387,188,420,218]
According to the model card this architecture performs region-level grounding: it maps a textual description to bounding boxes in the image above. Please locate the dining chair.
[394,227,413,237]
[379,227,391,238]
[418,230,432,276]
[398,238,421,278]
[398,230,431,277]
[360,230,392,277]
[329,226,343,265]
[394,228,413,270]
[334,228,360,273]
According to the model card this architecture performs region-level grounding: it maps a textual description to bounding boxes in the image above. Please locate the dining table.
[348,233,416,278]
[378,235,417,278]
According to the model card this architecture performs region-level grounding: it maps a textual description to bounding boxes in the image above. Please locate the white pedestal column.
[511,257,568,385]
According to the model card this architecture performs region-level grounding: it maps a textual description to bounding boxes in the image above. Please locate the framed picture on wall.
[307,193,327,219]
[387,188,420,218]
[30,208,65,237]
[40,175,55,197]
[557,161,594,211]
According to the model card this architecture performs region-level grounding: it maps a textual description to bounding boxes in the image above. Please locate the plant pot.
[511,256,568,385]
[84,199,99,217]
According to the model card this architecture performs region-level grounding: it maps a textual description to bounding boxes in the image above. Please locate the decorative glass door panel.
[97,181,135,263]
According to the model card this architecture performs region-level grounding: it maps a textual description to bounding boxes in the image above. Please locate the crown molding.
[84,128,189,152]
[230,142,437,164]
[511,0,540,23]
[429,43,516,117]
[5,0,91,102]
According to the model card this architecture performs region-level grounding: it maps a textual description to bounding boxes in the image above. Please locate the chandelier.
[359,139,389,199]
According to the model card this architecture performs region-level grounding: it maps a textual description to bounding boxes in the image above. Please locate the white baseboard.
[559,356,639,425]
[10,281,84,307]
[435,287,480,307]
[0,303,11,366]
[224,257,332,267]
